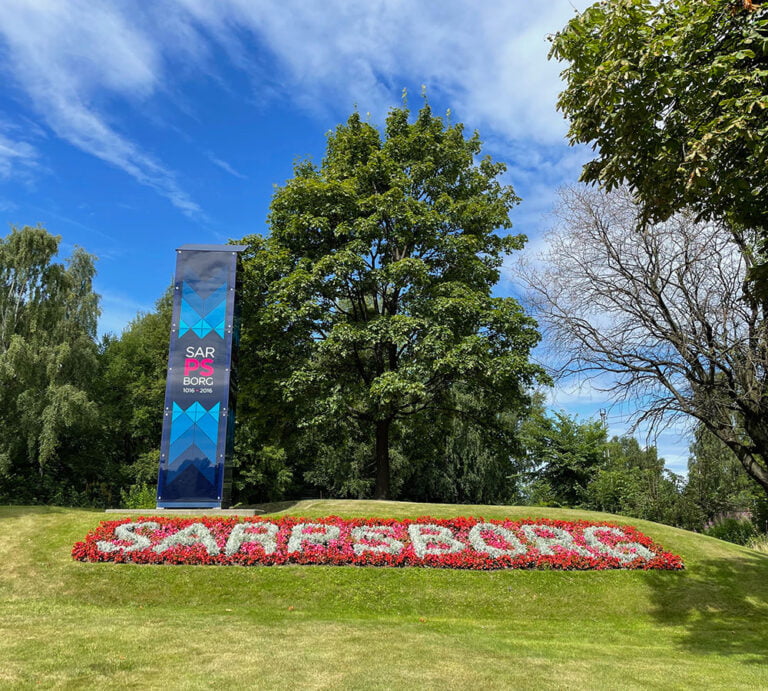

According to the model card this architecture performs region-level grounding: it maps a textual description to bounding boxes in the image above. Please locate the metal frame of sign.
[156,244,245,509]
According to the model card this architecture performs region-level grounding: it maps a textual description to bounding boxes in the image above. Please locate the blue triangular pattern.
[182,282,206,315]
[169,429,201,464]
[206,300,226,329]
[181,260,228,300]
[180,303,198,333]
[170,425,218,466]
[187,401,205,422]
[170,413,194,443]
[163,468,216,500]
[170,435,218,466]
[195,404,220,440]
[177,281,228,340]
[168,401,220,468]
[204,284,228,312]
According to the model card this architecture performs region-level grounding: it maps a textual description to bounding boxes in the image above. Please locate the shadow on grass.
[643,550,768,663]
[245,500,302,515]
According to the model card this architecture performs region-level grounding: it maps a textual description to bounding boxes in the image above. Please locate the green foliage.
[520,406,607,506]
[746,532,768,553]
[232,441,296,503]
[685,423,763,527]
[519,402,698,527]
[0,225,104,503]
[585,436,693,528]
[120,482,157,509]
[237,102,545,499]
[705,517,757,545]
[394,388,529,505]
[96,290,172,491]
[551,0,768,239]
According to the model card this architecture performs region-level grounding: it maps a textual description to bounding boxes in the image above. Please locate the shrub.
[746,534,768,554]
[120,483,156,509]
[704,518,756,545]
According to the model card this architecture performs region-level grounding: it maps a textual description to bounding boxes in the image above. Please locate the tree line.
[0,227,758,533]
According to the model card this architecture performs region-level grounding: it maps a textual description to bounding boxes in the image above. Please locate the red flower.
[71,515,684,571]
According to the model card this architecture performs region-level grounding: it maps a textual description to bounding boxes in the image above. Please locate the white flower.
[97,522,159,553]
[468,523,526,558]
[287,523,341,553]
[351,525,404,555]
[520,524,592,557]
[153,522,220,555]
[225,522,279,556]
[408,524,465,558]
[582,526,656,563]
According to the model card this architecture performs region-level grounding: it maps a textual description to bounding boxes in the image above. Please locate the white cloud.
[539,376,694,475]
[206,152,247,180]
[546,380,608,408]
[0,0,591,218]
[0,0,203,218]
[175,0,591,144]
[0,131,38,180]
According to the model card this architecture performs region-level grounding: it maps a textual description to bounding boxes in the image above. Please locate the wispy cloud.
[0,0,203,219]
[0,131,38,180]
[179,1,592,225]
[540,377,693,474]
[0,1,591,220]
[25,203,116,244]
[206,152,247,179]
[175,0,590,145]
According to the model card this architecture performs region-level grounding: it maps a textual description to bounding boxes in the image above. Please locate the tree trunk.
[731,413,768,495]
[374,418,390,499]
[713,414,768,496]
[731,446,768,495]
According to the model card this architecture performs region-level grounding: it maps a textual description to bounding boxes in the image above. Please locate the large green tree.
[550,0,768,275]
[519,406,607,507]
[518,401,691,525]
[240,103,545,499]
[0,225,102,502]
[388,387,531,505]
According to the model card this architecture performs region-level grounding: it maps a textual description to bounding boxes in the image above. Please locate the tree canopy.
[239,103,546,499]
[550,0,768,268]
[0,226,102,502]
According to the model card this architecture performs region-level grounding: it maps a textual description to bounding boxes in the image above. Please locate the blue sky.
[0,0,691,473]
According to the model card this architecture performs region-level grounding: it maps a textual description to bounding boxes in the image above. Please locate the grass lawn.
[1,501,767,689]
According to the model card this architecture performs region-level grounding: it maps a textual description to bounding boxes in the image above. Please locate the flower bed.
[72,516,683,570]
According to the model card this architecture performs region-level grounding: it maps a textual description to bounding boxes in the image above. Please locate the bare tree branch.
[523,186,768,494]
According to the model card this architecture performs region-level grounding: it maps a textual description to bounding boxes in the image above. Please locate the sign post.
[156,244,245,509]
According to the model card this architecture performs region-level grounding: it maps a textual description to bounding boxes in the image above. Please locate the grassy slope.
[1,501,767,689]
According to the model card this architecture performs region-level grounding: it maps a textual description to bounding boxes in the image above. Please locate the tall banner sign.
[156,244,245,509]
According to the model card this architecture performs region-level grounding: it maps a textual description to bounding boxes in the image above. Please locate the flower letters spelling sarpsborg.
[72,516,683,570]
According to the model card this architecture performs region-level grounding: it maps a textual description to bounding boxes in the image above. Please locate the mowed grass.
[1,502,768,689]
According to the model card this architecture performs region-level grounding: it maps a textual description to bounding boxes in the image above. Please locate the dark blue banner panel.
[156,244,244,508]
